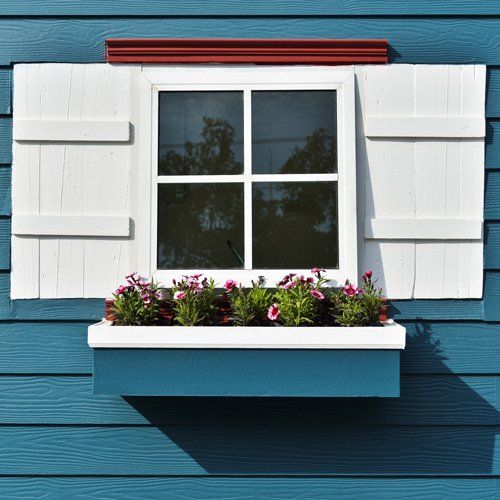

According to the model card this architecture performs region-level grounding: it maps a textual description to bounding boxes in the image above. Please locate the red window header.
[106,38,388,65]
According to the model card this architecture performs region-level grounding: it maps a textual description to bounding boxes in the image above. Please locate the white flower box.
[88,320,405,397]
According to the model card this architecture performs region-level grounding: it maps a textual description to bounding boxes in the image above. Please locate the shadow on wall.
[124,323,499,475]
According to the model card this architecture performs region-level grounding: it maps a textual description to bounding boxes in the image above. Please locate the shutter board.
[365,116,485,138]
[12,215,130,237]
[365,218,482,240]
[14,120,131,142]
[358,64,485,299]
[12,64,132,298]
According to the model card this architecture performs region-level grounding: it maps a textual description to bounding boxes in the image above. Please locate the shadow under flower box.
[88,321,406,397]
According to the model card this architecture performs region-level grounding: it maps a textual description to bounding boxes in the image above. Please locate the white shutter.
[11,63,485,299]
[356,64,485,299]
[11,64,132,298]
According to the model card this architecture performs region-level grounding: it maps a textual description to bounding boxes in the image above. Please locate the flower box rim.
[88,319,406,350]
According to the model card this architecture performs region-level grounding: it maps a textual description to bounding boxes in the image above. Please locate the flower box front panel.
[89,322,405,397]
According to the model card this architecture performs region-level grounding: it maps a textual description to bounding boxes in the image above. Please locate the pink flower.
[343,284,361,297]
[224,279,238,292]
[268,304,280,321]
[310,289,324,301]
[115,285,128,295]
[173,291,186,300]
[362,270,373,282]
[311,267,326,276]
[283,281,297,289]
[277,273,296,288]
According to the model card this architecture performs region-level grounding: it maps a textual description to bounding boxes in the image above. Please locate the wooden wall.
[0,2,499,497]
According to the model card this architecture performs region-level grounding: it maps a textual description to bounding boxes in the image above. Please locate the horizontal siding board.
[1,320,499,375]
[0,375,497,426]
[484,222,500,269]
[401,321,500,374]
[0,425,499,475]
[483,271,500,320]
[389,300,483,320]
[486,67,500,118]
[0,68,11,115]
[4,20,500,65]
[0,276,103,319]
[0,168,11,216]
[0,219,10,270]
[0,322,92,373]
[486,119,500,168]
[8,299,103,321]
[0,116,11,163]
[0,478,496,500]
[1,1,500,16]
[0,273,11,316]
[484,170,500,219]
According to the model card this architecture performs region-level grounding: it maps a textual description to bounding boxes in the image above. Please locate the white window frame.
[133,65,357,288]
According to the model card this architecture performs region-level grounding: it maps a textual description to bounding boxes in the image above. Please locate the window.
[148,66,357,286]
[147,67,356,286]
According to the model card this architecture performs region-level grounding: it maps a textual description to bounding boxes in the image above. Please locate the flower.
[311,267,326,276]
[310,289,324,300]
[283,281,297,289]
[173,291,186,300]
[277,273,296,288]
[224,279,238,292]
[114,285,128,295]
[268,303,280,321]
[362,270,373,282]
[343,284,362,297]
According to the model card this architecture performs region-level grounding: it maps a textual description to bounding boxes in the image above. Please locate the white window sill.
[88,319,406,350]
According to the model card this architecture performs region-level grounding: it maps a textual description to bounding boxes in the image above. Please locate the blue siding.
[4,19,500,65]
[1,478,499,500]
[1,1,500,16]
[0,4,500,498]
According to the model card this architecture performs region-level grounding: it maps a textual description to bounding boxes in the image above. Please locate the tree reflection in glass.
[158,91,243,175]
[252,90,338,269]
[157,89,338,271]
[158,182,244,269]
[252,90,337,174]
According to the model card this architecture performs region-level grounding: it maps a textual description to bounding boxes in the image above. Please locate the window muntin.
[149,67,356,287]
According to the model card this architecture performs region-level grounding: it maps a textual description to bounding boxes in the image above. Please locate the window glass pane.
[252,182,338,269]
[159,92,244,175]
[252,91,337,174]
[158,183,244,269]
